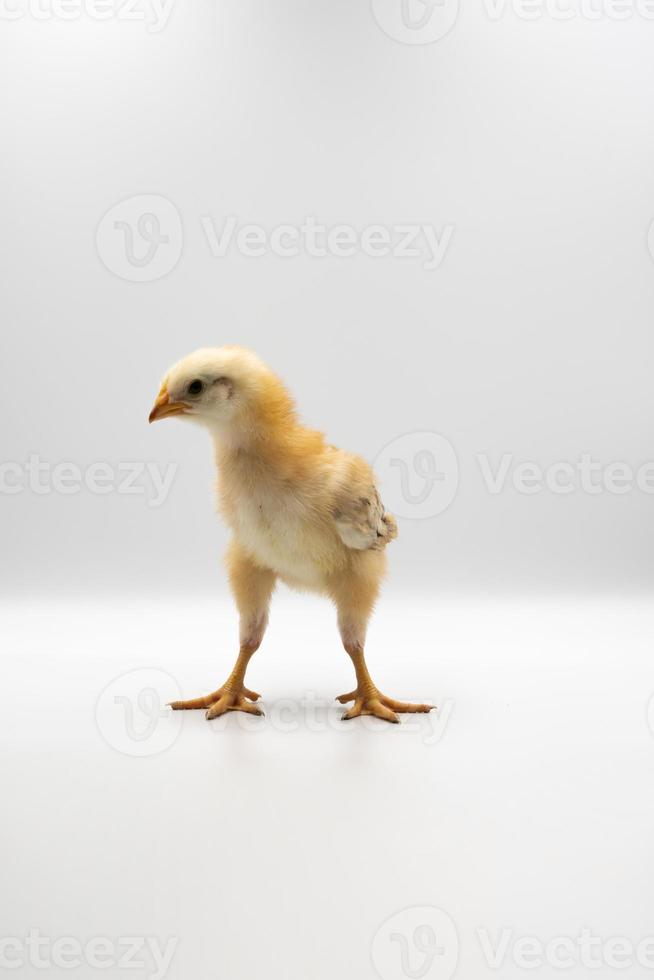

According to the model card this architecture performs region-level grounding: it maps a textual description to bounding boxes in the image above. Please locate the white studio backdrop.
[1,2,653,598]
[3,11,654,980]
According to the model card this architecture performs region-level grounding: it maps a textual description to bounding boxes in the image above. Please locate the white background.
[2,3,654,979]
[3,0,654,596]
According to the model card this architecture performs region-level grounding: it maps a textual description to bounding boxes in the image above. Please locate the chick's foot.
[336,689,434,724]
[169,686,263,720]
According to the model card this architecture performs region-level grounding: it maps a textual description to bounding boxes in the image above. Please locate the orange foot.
[336,689,434,724]
[169,686,263,720]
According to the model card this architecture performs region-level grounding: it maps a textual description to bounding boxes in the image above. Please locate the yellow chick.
[149,346,433,724]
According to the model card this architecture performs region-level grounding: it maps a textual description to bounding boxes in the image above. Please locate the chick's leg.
[334,577,434,724]
[170,545,276,720]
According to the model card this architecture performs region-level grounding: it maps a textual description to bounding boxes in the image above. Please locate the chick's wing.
[330,454,398,551]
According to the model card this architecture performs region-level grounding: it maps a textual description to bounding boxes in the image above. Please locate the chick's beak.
[148,386,188,423]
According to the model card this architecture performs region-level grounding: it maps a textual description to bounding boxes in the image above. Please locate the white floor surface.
[1,594,654,980]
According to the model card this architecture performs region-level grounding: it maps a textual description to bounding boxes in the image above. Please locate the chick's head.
[149,346,293,439]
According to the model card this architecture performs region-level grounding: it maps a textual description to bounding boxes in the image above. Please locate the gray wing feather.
[333,486,398,551]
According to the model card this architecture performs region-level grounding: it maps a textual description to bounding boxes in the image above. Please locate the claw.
[339,689,434,724]
[205,696,264,720]
[169,692,218,710]
[342,698,399,723]
[169,684,264,718]
[383,698,435,714]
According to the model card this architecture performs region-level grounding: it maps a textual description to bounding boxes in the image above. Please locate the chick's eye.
[187,379,204,396]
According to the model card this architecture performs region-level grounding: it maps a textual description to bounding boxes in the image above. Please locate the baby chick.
[149,346,433,723]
